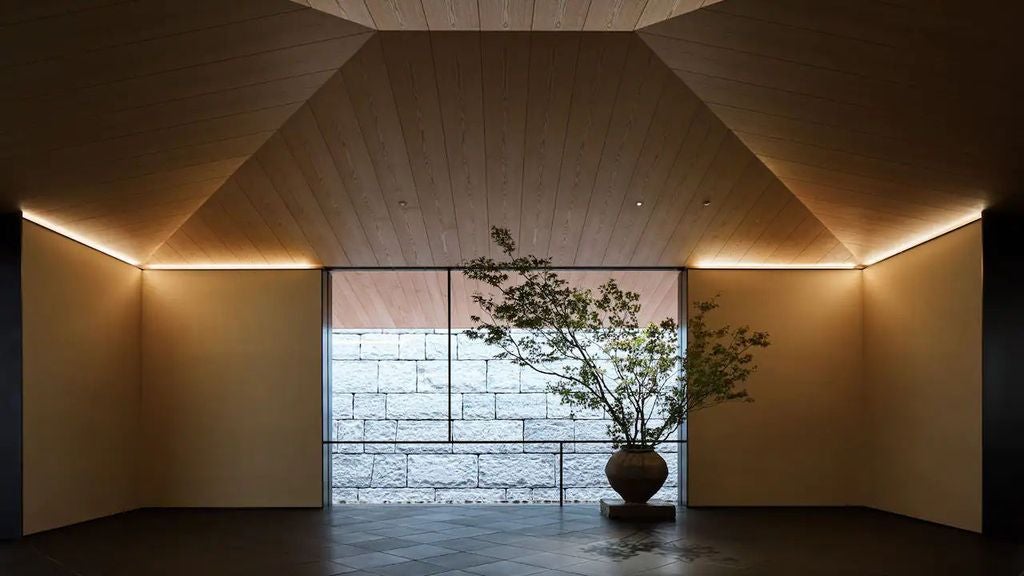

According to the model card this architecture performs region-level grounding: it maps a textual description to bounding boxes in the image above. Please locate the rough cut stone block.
[452,361,487,392]
[364,419,397,441]
[452,420,521,442]
[397,443,452,454]
[435,489,506,503]
[330,439,362,455]
[546,394,603,419]
[575,420,614,441]
[408,455,478,488]
[523,419,574,452]
[398,333,425,360]
[331,488,359,504]
[418,360,486,393]
[331,393,353,419]
[564,487,618,502]
[364,420,396,453]
[520,361,573,392]
[332,454,373,487]
[531,488,561,502]
[506,488,560,503]
[370,455,407,488]
[378,361,416,393]
[358,488,435,503]
[333,420,363,442]
[574,442,616,454]
[332,361,377,393]
[462,394,495,420]
[519,370,554,393]
[562,454,610,487]
[495,393,546,419]
[416,361,445,392]
[479,454,555,488]
[386,393,460,420]
[486,361,520,392]
[653,485,679,502]
[425,333,456,359]
[353,394,386,419]
[396,420,449,442]
[360,334,399,360]
[505,488,530,502]
[457,333,502,359]
[331,333,360,360]
[453,443,523,454]
[395,421,450,453]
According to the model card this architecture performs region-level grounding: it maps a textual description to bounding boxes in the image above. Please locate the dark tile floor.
[2,505,1023,575]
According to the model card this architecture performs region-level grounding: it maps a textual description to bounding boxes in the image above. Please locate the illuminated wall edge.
[22,214,983,272]
[694,213,982,270]
[22,212,141,268]
[143,263,321,271]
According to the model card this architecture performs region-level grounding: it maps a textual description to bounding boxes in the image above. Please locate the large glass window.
[327,269,683,505]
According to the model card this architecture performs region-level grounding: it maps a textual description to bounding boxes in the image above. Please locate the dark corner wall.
[20,222,142,535]
[982,202,1024,538]
[0,214,22,539]
[863,223,982,532]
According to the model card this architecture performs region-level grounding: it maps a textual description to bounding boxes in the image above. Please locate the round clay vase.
[604,447,669,504]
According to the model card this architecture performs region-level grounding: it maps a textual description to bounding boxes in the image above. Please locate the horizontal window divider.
[326,265,686,272]
[323,439,686,444]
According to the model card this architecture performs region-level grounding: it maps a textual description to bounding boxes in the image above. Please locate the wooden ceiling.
[149,31,850,267]
[641,0,1020,263]
[292,0,722,31]
[6,0,1012,268]
[331,269,680,328]
[0,0,370,263]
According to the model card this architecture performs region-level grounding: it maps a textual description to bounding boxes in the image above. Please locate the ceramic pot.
[604,448,668,504]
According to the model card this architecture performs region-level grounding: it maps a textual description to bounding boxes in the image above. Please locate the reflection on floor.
[3,505,1023,575]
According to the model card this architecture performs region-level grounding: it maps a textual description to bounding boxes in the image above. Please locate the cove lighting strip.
[691,261,859,270]
[143,263,320,270]
[860,212,982,266]
[22,211,140,267]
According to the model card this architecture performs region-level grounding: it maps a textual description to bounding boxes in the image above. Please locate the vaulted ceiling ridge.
[290,0,725,31]
[0,0,373,265]
[635,0,1005,264]
[146,25,855,267]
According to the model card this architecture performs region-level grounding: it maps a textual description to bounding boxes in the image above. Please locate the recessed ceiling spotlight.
[398,200,408,208]
[702,199,711,207]
[635,201,644,207]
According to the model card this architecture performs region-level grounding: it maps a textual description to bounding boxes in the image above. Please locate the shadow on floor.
[2,505,1023,575]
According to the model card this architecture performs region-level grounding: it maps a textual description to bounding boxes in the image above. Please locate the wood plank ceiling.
[331,269,680,328]
[150,31,851,267]
[641,0,1021,263]
[0,0,371,263]
[291,0,723,31]
[7,0,1007,269]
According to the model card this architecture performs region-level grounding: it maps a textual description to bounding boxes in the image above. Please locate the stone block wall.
[329,329,680,504]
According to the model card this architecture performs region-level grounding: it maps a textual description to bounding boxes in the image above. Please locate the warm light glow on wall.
[143,263,320,270]
[692,262,859,270]
[861,212,983,266]
[22,211,140,267]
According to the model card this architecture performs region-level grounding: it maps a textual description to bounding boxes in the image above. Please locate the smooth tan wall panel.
[22,222,141,534]
[687,270,863,506]
[141,270,322,507]
[863,223,982,532]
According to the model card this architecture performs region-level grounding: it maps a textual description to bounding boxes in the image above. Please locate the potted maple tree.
[464,227,770,504]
